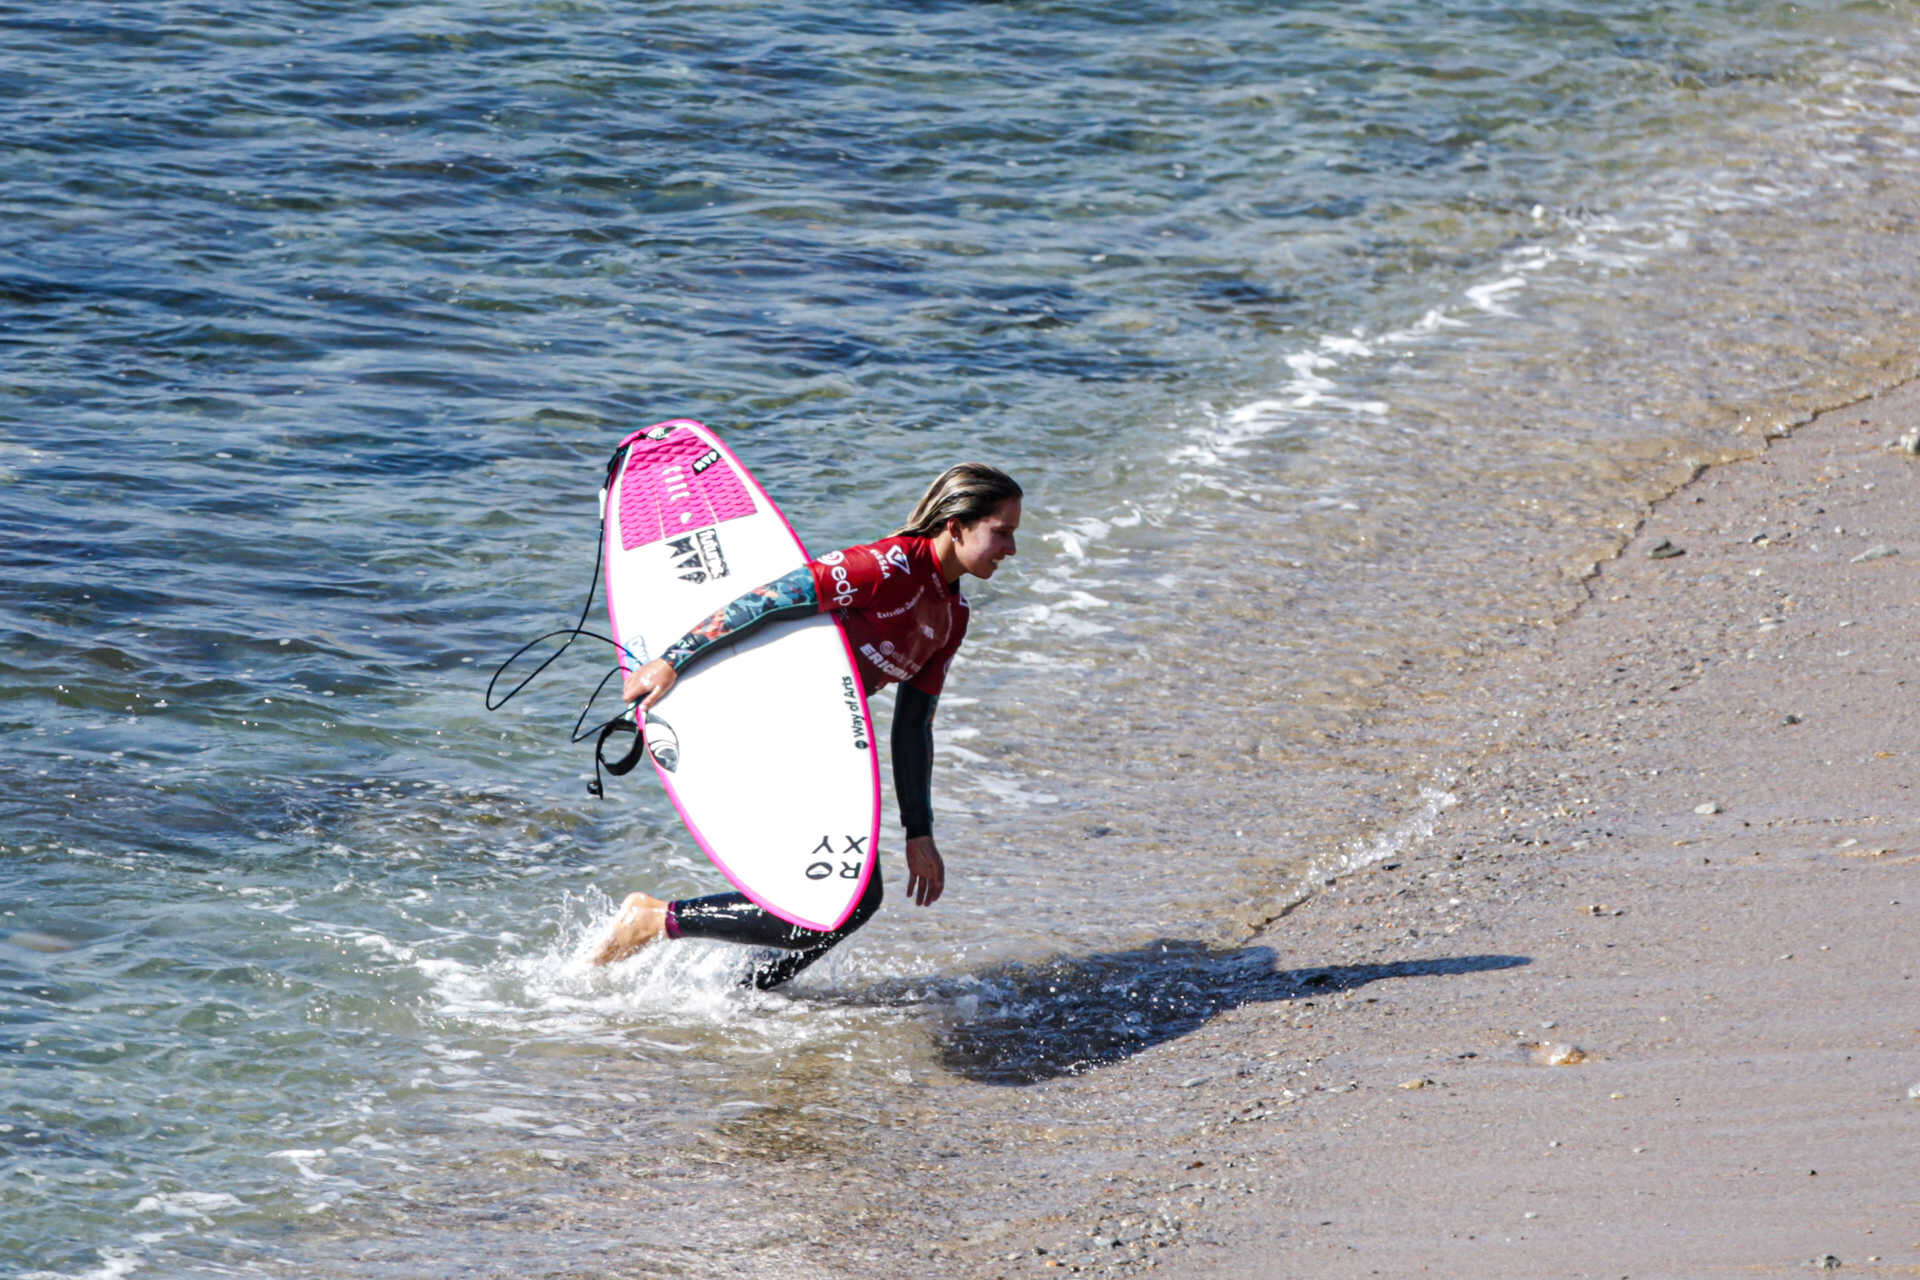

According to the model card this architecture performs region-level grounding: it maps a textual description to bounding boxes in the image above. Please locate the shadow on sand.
[918,941,1529,1085]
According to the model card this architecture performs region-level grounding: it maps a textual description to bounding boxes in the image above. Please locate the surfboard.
[599,420,880,932]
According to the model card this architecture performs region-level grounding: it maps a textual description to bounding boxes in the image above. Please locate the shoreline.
[790,382,1920,1278]
[1084,382,1919,1276]
[1178,379,1920,1278]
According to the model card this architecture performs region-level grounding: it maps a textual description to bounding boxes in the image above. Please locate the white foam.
[1003,601,1114,639]
[19,1248,147,1280]
[1319,784,1458,884]
[409,890,880,1061]
[1046,527,1089,562]
[465,1105,565,1132]
[271,1148,334,1183]
[130,1191,243,1221]
[1411,307,1466,334]
[964,774,1061,809]
[1463,276,1527,314]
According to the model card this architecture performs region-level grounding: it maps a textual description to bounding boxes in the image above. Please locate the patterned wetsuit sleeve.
[658,566,820,672]
[892,683,937,840]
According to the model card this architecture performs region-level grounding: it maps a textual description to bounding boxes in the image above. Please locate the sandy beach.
[776,384,1920,1280]
[1175,384,1920,1278]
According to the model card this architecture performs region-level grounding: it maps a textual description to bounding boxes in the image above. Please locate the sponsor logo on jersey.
[860,642,914,681]
[874,584,927,621]
[862,544,913,581]
[821,552,857,606]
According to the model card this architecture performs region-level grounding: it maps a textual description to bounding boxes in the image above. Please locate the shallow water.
[7,0,1920,1273]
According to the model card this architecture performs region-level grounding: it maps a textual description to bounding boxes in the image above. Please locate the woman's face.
[951,498,1021,580]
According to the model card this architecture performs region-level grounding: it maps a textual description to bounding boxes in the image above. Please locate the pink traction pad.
[617,424,756,551]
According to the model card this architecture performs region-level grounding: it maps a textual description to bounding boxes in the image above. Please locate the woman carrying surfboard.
[591,462,1022,987]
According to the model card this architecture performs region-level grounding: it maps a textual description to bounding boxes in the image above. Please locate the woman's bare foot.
[591,892,669,965]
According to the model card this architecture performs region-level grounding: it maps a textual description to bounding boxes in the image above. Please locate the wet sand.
[788,384,1920,1278]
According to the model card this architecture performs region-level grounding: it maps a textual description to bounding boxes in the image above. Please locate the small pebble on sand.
[1529,1042,1588,1066]
[1695,802,1724,815]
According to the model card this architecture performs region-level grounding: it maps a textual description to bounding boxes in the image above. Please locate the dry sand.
[867,385,1920,1279]
[1179,385,1920,1277]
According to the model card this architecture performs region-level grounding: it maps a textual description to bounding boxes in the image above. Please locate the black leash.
[587,715,648,798]
[484,440,651,797]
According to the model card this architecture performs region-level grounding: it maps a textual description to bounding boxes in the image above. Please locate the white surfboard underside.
[601,420,880,933]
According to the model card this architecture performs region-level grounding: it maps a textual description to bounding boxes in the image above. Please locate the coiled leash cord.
[483,443,649,797]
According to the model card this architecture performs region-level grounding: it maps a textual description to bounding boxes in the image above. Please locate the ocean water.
[6,0,1920,1274]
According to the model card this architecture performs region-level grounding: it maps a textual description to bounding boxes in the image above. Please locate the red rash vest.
[808,535,968,697]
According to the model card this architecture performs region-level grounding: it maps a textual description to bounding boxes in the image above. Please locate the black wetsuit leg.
[668,867,884,990]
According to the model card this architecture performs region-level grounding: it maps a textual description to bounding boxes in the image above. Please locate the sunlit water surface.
[6,0,1920,1273]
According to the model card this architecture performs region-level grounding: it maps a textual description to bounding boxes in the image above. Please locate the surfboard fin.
[642,715,680,772]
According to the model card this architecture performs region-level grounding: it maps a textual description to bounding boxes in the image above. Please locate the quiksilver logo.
[667,528,730,583]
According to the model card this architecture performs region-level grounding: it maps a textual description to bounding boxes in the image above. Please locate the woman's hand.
[904,835,945,907]
[622,659,677,711]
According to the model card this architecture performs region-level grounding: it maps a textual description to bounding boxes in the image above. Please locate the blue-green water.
[7,1,1920,1274]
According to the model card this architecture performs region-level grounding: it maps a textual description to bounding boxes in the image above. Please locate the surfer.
[590,462,1023,987]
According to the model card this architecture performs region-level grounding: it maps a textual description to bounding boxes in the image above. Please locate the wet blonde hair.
[894,462,1023,538]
